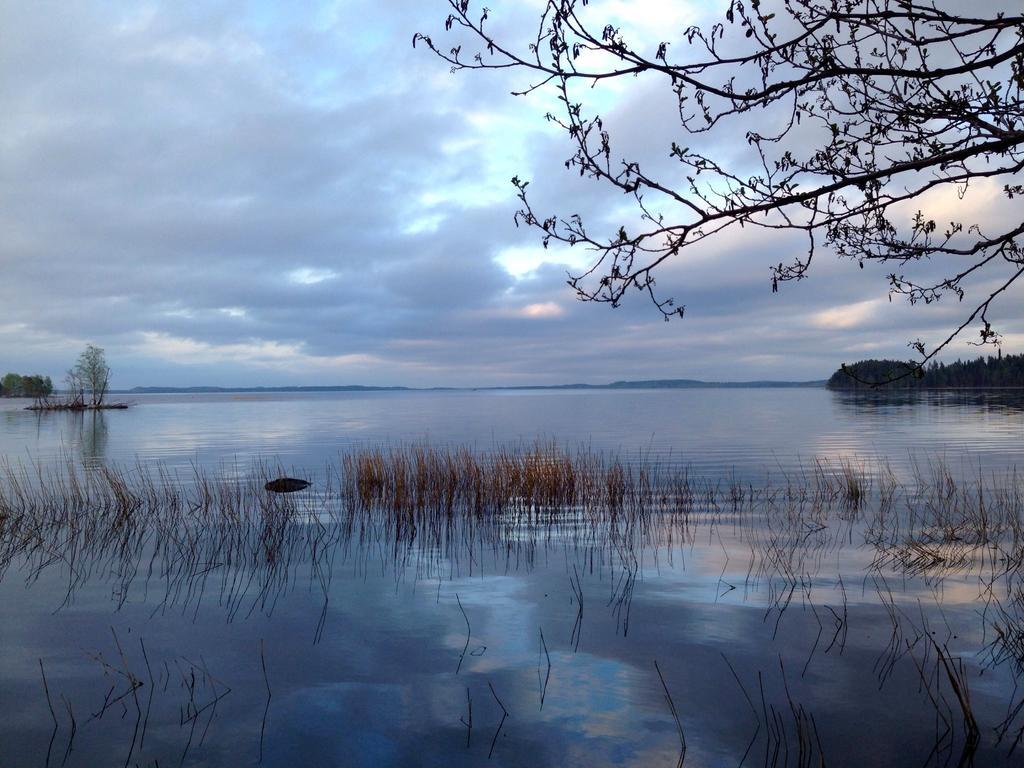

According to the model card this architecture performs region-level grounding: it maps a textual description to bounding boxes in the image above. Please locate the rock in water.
[264,477,311,493]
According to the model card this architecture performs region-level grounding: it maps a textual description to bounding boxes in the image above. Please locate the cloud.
[0,0,1019,388]
[518,302,565,319]
[811,300,885,331]
[287,268,338,286]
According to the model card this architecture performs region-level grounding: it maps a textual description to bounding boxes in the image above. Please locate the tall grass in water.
[343,442,644,518]
[1,446,1021,554]
[1,444,1022,600]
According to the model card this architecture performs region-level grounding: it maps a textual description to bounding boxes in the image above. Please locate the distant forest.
[828,353,1024,389]
[1,372,54,398]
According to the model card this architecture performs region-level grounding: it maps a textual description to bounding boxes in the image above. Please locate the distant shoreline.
[13,382,1024,399]
[116,379,828,395]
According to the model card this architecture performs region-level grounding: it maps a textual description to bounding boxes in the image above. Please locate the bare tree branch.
[418,0,1024,376]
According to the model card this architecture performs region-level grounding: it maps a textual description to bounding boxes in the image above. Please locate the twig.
[40,658,59,768]
[538,627,552,710]
[459,687,472,748]
[654,660,686,767]
[456,593,471,674]
[487,681,509,760]
[259,639,271,765]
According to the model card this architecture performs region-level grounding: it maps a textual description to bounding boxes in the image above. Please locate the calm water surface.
[2,387,1023,478]
[1,388,1023,766]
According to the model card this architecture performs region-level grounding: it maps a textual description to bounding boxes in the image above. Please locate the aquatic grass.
[810,457,872,511]
[343,442,627,519]
[875,584,983,765]
[0,446,1023,623]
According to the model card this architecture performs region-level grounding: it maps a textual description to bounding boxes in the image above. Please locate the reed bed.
[1,445,1022,571]
[0,444,1023,615]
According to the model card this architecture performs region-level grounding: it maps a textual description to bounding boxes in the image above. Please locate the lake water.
[2,387,1024,478]
[2,388,1024,767]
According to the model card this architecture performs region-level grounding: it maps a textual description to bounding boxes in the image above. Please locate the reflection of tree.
[831,389,1024,416]
[70,409,108,466]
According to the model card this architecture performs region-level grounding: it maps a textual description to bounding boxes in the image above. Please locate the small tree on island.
[22,375,54,405]
[64,367,84,407]
[69,345,110,407]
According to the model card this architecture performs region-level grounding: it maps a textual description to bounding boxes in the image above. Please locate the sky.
[1,0,1021,388]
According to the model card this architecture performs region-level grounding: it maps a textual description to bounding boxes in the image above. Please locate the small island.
[828,353,1024,389]
[16,345,129,410]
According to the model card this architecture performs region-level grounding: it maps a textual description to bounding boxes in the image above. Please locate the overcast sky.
[1,1,1020,388]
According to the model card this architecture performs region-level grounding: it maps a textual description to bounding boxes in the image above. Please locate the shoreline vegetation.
[829,352,1024,389]
[0,441,1013,529]
[0,372,53,400]
[0,442,1014,535]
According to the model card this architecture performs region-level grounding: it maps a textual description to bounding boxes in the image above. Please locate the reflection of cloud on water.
[267,683,404,767]
[1,498,1020,767]
[113,397,445,467]
[441,575,536,667]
